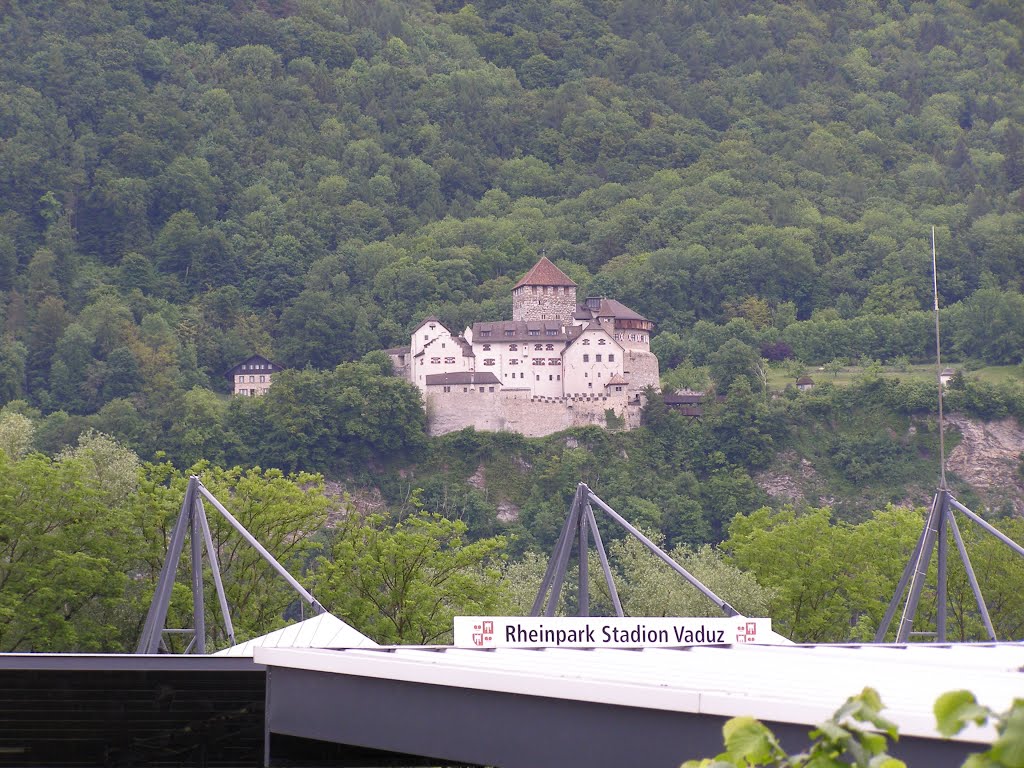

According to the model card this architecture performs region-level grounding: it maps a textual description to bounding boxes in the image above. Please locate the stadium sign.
[454,616,778,649]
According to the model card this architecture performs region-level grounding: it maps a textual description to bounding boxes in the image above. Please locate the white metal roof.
[214,613,377,657]
[254,642,1024,743]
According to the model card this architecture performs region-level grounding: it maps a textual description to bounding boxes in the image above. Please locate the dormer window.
[545,329,557,336]
[480,330,492,337]
[528,330,539,336]
[504,329,515,336]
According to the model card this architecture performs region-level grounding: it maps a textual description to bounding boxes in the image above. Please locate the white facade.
[403,258,660,435]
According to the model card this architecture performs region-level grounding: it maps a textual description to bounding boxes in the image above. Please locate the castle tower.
[512,257,578,323]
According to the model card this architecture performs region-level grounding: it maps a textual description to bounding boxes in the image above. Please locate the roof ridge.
[514,257,578,289]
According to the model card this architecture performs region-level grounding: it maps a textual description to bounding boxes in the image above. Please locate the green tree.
[709,339,761,392]
[0,452,135,651]
[313,510,511,644]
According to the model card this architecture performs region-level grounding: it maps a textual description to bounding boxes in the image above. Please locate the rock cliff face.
[755,416,1024,517]
[945,415,1024,516]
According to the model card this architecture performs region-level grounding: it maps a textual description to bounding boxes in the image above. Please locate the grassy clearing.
[768,363,1024,392]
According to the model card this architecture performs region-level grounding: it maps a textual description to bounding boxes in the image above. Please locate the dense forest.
[1,0,1023,648]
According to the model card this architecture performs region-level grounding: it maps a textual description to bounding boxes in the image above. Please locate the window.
[509,359,519,365]
[431,357,441,364]
[236,376,243,383]
[504,329,515,336]
[545,343,554,351]
[482,344,491,351]
[479,387,485,392]
[480,330,492,337]
[509,344,518,351]
[583,354,589,362]
[608,354,615,362]
[615,386,623,392]
[598,338,606,345]
[443,386,451,392]
[588,383,593,388]
[260,375,266,383]
[463,387,468,392]
[582,339,590,345]
[528,330,540,336]
[445,357,456,364]
[534,344,543,351]
[429,324,436,330]
[549,375,553,380]
[596,354,602,362]
[484,359,495,366]
[520,373,525,378]
[249,375,255,382]
[548,358,561,366]
[533,358,545,365]
[488,386,495,392]
[545,329,557,336]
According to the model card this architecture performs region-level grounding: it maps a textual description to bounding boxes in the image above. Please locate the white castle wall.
[424,388,644,438]
[623,349,661,396]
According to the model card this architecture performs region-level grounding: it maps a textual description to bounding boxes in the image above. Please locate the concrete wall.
[425,387,644,438]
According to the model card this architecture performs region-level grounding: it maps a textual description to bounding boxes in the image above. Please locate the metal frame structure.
[136,475,325,654]
[531,482,738,618]
[876,229,1024,642]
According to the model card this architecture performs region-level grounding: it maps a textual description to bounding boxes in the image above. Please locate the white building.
[396,258,660,436]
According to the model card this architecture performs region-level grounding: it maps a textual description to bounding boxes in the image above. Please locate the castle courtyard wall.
[424,388,644,438]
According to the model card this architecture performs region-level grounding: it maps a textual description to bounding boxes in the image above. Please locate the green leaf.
[934,690,990,737]
[991,705,1024,768]
[867,758,905,768]
[813,720,850,742]
[722,717,779,763]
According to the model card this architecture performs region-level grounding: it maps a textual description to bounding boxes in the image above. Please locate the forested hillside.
[2,0,1024,649]
[2,0,1023,430]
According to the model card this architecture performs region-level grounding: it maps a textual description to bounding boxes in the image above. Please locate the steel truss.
[875,487,1024,642]
[877,227,1024,643]
[531,482,738,618]
[136,475,324,654]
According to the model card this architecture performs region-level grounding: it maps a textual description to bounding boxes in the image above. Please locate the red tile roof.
[514,257,578,289]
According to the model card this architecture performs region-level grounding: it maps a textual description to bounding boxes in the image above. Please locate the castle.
[389,258,660,437]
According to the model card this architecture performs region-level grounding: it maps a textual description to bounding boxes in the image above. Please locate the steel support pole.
[197,498,235,646]
[136,479,196,653]
[875,505,931,642]
[530,492,579,616]
[936,492,949,643]
[948,512,997,641]
[896,494,941,642]
[578,504,589,617]
[586,489,737,617]
[585,503,623,617]
[947,497,1024,558]
[544,497,582,617]
[190,498,206,654]
[195,481,325,614]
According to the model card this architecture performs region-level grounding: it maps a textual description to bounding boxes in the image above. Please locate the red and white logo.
[472,620,494,647]
[735,621,758,643]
